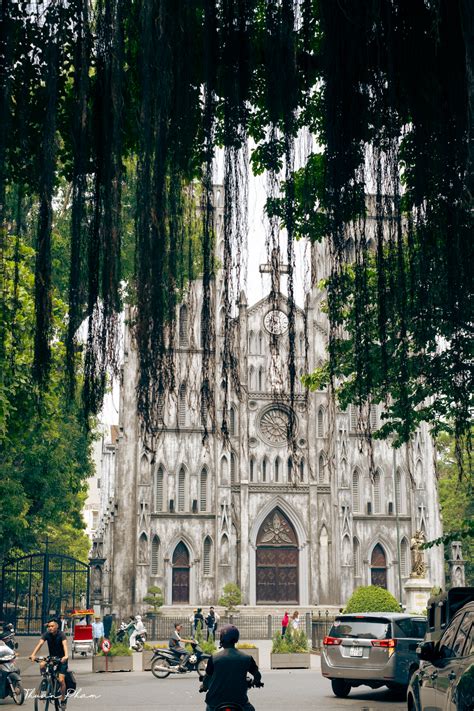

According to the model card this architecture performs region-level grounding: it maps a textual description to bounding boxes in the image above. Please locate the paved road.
[16,659,407,711]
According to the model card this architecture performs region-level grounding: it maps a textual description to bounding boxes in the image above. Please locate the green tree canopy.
[0,1,471,462]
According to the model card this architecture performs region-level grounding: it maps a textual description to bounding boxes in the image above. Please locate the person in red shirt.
[281,611,289,636]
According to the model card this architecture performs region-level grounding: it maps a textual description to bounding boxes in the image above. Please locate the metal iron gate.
[0,553,90,635]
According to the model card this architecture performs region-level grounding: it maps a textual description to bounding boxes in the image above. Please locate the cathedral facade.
[91,190,444,614]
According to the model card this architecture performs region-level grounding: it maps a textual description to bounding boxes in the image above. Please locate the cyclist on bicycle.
[30,618,68,708]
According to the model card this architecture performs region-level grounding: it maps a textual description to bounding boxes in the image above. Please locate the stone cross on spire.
[259,246,290,294]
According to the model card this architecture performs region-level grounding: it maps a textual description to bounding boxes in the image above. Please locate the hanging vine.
[0,0,470,469]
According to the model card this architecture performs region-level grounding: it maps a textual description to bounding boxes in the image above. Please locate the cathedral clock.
[263,309,289,335]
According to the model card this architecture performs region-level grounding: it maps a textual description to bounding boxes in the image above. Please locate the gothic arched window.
[151,535,160,575]
[299,332,304,354]
[229,406,236,436]
[353,537,361,578]
[299,459,305,482]
[395,468,405,514]
[140,453,149,485]
[179,304,189,347]
[369,404,378,430]
[178,466,186,512]
[318,452,326,483]
[352,469,360,512]
[250,457,255,482]
[178,383,186,427]
[274,456,280,482]
[373,469,382,514]
[203,536,212,575]
[258,367,264,391]
[370,543,387,588]
[200,468,208,512]
[249,366,255,391]
[401,537,410,577]
[349,404,358,432]
[221,456,229,486]
[138,532,148,564]
[258,331,263,354]
[248,331,255,353]
[262,457,268,483]
[230,452,237,485]
[317,407,324,438]
[287,457,293,482]
[154,466,164,512]
[220,534,230,564]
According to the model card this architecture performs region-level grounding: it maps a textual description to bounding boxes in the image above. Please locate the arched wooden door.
[370,543,387,588]
[172,542,190,603]
[256,508,299,604]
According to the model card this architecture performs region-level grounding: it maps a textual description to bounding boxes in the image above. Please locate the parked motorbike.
[0,642,24,705]
[0,622,17,651]
[151,641,210,679]
[198,676,263,711]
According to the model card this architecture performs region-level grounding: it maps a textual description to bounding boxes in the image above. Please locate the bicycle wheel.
[34,677,49,711]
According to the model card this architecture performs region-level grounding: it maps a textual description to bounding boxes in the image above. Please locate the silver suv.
[321,612,427,697]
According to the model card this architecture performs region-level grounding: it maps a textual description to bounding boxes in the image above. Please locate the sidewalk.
[16,639,321,677]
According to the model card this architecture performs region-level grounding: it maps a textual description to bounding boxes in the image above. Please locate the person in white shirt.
[92,617,104,653]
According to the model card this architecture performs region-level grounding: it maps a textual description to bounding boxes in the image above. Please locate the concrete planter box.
[92,655,133,672]
[270,652,310,669]
[142,650,155,671]
[236,648,259,665]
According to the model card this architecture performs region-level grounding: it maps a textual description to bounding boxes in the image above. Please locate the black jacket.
[202,647,262,707]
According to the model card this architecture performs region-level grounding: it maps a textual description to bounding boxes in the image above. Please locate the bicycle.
[33,657,65,711]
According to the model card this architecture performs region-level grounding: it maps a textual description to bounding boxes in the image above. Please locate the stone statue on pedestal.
[410,530,427,578]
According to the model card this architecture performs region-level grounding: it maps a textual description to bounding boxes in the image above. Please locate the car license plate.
[349,647,363,657]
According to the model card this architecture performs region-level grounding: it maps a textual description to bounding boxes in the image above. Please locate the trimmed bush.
[218,583,242,611]
[271,628,309,654]
[344,585,401,613]
[236,643,257,649]
[98,642,132,657]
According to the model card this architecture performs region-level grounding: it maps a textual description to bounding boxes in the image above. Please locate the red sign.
[101,639,111,654]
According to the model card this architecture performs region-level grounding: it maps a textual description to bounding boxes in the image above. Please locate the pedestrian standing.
[281,610,289,636]
[58,614,68,634]
[291,610,300,631]
[92,616,104,653]
[193,607,205,637]
[206,607,220,640]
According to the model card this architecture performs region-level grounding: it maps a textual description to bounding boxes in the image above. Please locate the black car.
[407,600,474,711]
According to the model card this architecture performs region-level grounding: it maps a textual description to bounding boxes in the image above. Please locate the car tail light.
[323,636,342,646]
[371,639,397,648]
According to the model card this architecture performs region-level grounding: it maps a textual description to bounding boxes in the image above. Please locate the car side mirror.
[417,641,436,661]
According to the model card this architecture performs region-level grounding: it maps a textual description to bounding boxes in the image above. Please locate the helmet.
[135,615,142,621]
[219,624,240,648]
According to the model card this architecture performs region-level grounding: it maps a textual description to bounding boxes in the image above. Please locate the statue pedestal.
[404,577,432,614]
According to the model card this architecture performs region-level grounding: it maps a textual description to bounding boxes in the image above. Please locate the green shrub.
[98,642,133,657]
[344,585,401,613]
[192,623,217,655]
[236,643,257,649]
[271,627,309,654]
[218,583,242,611]
[108,621,118,645]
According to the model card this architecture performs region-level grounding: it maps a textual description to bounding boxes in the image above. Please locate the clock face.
[264,309,289,335]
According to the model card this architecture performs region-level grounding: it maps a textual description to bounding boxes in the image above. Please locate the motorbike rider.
[169,623,193,670]
[29,618,68,710]
[200,624,263,711]
[129,614,146,650]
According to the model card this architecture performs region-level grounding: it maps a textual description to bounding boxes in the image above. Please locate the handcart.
[70,611,94,658]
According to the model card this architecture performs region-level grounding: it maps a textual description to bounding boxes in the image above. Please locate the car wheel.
[331,679,351,698]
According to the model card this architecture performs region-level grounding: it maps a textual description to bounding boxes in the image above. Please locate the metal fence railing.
[142,612,332,645]
[311,611,336,650]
